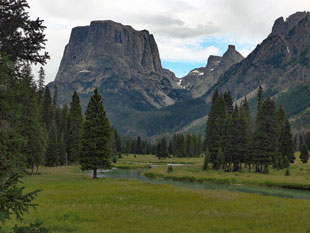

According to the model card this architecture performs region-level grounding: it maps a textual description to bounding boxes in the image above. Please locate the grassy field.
[3,166,310,233]
[121,153,310,190]
[117,154,203,165]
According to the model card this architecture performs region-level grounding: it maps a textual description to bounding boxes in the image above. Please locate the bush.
[285,169,290,176]
[167,165,173,173]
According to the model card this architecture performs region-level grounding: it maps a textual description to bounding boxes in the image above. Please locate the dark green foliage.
[45,123,57,167]
[136,136,143,154]
[167,165,173,173]
[52,85,58,108]
[205,90,227,165]
[13,220,49,233]
[253,98,277,172]
[42,87,52,131]
[285,169,290,176]
[215,147,225,170]
[80,89,111,178]
[283,156,290,168]
[0,173,39,225]
[156,137,168,159]
[222,115,233,170]
[0,0,49,231]
[204,87,293,173]
[279,119,295,163]
[17,65,46,174]
[37,67,45,106]
[203,148,211,171]
[66,91,83,164]
[300,144,309,164]
[0,0,49,65]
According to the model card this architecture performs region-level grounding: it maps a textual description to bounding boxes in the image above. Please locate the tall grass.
[3,166,310,233]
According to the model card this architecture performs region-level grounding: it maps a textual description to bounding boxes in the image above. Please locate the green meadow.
[3,164,310,233]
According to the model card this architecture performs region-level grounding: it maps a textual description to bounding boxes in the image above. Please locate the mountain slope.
[181,45,244,98]
[205,12,310,102]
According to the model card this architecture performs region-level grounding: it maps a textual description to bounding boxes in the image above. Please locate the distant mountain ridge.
[49,11,310,138]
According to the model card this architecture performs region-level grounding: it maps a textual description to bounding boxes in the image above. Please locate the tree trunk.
[93,168,97,179]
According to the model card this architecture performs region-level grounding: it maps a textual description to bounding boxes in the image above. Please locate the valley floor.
[4,161,310,233]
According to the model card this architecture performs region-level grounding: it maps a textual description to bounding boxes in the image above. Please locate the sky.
[27,0,310,83]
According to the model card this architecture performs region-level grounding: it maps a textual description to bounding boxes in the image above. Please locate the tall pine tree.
[67,91,83,164]
[80,89,111,178]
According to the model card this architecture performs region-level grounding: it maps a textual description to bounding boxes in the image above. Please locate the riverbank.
[4,166,310,232]
[141,153,310,190]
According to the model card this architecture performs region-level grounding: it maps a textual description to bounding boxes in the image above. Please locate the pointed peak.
[228,45,236,51]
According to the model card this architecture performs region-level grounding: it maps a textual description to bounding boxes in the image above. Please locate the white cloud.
[157,37,220,62]
[26,0,310,83]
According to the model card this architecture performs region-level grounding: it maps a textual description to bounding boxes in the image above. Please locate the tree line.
[203,87,295,173]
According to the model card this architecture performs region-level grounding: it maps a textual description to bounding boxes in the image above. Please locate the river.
[88,168,310,200]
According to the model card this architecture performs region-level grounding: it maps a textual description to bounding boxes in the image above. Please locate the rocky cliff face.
[181,45,244,98]
[51,20,191,110]
[205,11,310,103]
[49,20,193,136]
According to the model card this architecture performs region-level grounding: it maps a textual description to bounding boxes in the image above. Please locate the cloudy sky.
[27,0,310,83]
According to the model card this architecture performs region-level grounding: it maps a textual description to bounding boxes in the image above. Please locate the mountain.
[205,11,310,103]
[181,45,244,98]
[49,12,310,138]
[48,20,194,136]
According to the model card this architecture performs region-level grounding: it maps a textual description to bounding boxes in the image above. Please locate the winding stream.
[90,168,310,200]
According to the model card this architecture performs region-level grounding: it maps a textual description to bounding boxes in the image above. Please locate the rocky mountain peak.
[206,55,222,68]
[270,11,310,36]
[55,20,164,84]
[220,45,244,70]
[181,45,244,98]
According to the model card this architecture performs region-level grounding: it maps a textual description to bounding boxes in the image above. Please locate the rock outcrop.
[205,11,310,102]
[181,45,244,98]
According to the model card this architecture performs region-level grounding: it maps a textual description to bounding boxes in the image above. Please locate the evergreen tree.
[52,85,58,108]
[222,115,233,171]
[57,134,67,166]
[18,64,45,173]
[136,136,143,154]
[203,148,211,170]
[300,144,309,164]
[160,137,169,158]
[216,147,225,170]
[231,106,244,171]
[224,92,233,115]
[168,140,173,155]
[283,156,290,168]
[45,123,57,167]
[37,66,45,105]
[66,91,83,164]
[279,119,295,164]
[42,87,52,130]
[205,90,227,166]
[253,98,277,172]
[185,134,191,157]
[80,89,111,179]
[0,0,49,230]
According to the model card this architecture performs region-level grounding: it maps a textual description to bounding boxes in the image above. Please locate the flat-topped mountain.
[50,20,191,110]
[181,45,244,98]
[48,20,194,136]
